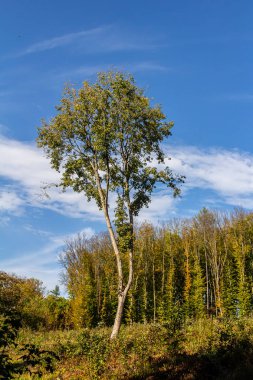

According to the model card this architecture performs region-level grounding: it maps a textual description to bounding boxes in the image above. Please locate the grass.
[9,317,253,379]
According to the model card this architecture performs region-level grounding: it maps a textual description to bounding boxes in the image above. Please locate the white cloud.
[1,133,253,221]
[166,146,253,206]
[223,195,253,209]
[138,193,176,223]
[52,227,95,246]
[0,135,58,187]
[0,190,24,214]
[0,134,103,219]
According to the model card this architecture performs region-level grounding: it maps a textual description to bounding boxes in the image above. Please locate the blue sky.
[1,0,253,291]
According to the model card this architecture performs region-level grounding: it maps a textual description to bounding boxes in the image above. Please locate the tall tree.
[37,71,183,338]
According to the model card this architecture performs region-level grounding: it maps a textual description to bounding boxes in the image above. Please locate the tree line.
[1,208,253,331]
[61,208,253,328]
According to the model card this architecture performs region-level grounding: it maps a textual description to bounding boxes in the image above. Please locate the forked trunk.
[94,166,134,339]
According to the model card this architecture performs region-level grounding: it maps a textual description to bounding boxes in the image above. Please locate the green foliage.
[50,285,60,297]
[114,197,132,253]
[43,294,71,330]
[37,71,182,214]
[17,344,59,377]
[77,329,111,378]
[0,272,22,324]
[0,272,45,329]
[0,316,59,379]
[0,315,18,379]
[0,271,72,332]
[75,324,168,378]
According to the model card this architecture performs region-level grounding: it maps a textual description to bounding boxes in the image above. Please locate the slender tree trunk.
[162,246,165,295]
[143,270,148,324]
[204,248,209,312]
[153,257,156,323]
[93,161,134,339]
[110,293,126,339]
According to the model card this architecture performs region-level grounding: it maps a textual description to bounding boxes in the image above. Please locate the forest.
[2,208,253,379]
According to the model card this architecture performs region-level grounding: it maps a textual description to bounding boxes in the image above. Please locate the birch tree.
[37,71,183,339]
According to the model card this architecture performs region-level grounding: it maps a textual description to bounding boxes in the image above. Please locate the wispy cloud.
[0,227,94,290]
[14,25,161,58]
[19,26,109,56]
[23,224,53,237]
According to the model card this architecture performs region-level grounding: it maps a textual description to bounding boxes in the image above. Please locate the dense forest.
[2,207,253,330]
[62,207,253,328]
[2,207,253,379]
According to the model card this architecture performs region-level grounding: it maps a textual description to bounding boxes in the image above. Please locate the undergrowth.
[6,317,253,379]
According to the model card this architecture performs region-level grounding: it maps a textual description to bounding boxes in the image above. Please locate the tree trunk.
[204,248,209,312]
[93,163,134,339]
[152,257,156,323]
[110,293,126,339]
[110,246,133,339]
